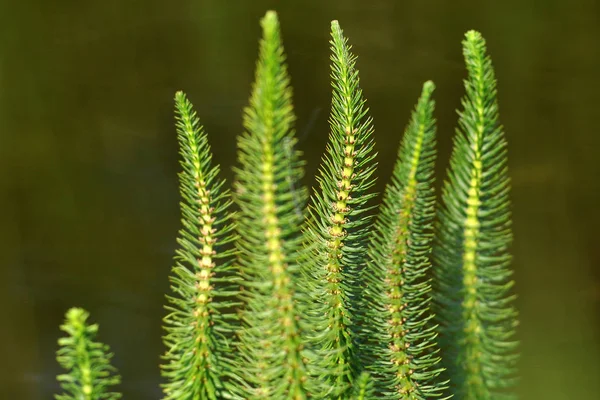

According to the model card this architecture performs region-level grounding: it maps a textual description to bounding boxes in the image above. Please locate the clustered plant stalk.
[54,10,518,400]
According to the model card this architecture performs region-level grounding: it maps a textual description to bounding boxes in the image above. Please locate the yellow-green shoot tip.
[261,10,279,32]
[66,307,86,321]
[465,29,483,42]
[422,80,435,92]
[331,20,342,34]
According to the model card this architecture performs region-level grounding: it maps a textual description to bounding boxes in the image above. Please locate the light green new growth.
[55,308,121,400]
[362,81,445,399]
[301,19,377,399]
[160,92,238,400]
[434,30,518,399]
[232,10,310,400]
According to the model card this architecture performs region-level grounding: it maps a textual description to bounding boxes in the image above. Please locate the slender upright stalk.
[362,81,446,399]
[161,92,238,400]
[434,31,519,399]
[302,20,377,399]
[232,10,310,400]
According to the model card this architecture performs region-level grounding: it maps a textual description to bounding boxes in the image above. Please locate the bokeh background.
[1,0,598,398]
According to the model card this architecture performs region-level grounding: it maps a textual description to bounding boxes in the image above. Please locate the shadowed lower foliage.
[54,11,518,400]
[351,373,375,400]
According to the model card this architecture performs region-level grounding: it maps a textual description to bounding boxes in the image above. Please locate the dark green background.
[1,0,598,398]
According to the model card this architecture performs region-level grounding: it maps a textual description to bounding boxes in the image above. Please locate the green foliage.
[55,308,121,400]
[301,20,378,399]
[160,92,238,400]
[352,373,375,400]
[54,12,519,400]
[361,81,445,399]
[433,31,518,399]
[231,10,310,399]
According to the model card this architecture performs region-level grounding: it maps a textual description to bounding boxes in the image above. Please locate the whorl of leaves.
[433,30,518,399]
[55,308,121,400]
[160,92,238,400]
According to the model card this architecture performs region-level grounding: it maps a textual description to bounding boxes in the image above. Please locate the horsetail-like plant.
[361,81,445,399]
[53,11,519,400]
[160,92,238,400]
[55,308,121,400]
[231,11,310,399]
[433,31,518,399]
[301,20,378,399]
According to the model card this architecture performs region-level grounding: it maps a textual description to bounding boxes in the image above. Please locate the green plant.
[360,80,445,399]
[301,20,378,399]
[54,11,518,400]
[55,308,121,400]
[231,11,310,399]
[433,31,518,399]
[160,91,239,400]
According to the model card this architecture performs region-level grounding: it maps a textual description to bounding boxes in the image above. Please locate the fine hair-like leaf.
[301,19,378,399]
[160,92,239,400]
[232,10,310,400]
[55,308,121,400]
[361,81,446,399]
[433,30,518,399]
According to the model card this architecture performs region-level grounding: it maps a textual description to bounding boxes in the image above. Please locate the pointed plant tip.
[174,91,187,107]
[66,307,86,321]
[465,29,484,42]
[330,20,343,38]
[264,10,278,19]
[261,10,279,34]
[422,80,436,93]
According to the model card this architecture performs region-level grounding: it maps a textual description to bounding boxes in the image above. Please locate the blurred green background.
[1,0,598,398]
